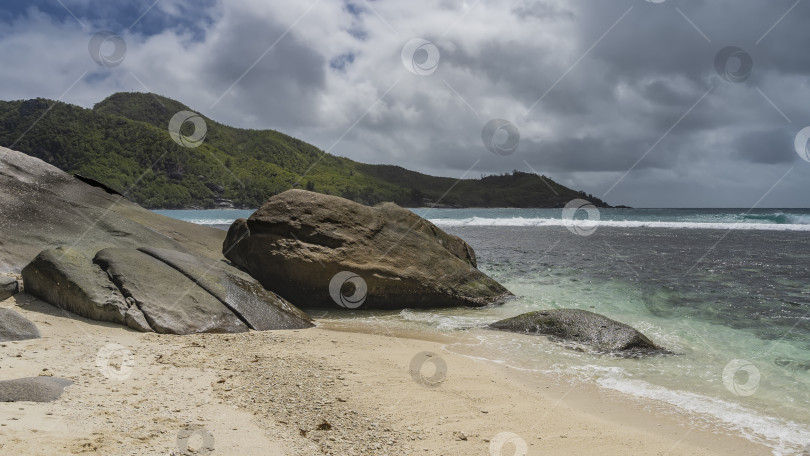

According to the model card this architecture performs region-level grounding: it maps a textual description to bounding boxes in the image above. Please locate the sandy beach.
[0,292,765,455]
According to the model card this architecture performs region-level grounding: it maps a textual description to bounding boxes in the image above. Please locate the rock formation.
[0,276,19,301]
[0,308,41,342]
[22,246,313,335]
[2,148,312,334]
[0,146,225,273]
[223,190,511,309]
[489,309,662,354]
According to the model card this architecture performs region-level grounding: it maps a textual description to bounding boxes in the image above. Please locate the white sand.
[0,294,765,455]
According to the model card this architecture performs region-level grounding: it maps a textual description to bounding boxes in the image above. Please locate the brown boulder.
[223,190,510,309]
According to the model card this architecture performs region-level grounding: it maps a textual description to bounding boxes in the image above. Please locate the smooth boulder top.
[488,309,662,354]
[0,308,41,342]
[223,189,511,310]
[0,147,226,273]
[0,377,72,402]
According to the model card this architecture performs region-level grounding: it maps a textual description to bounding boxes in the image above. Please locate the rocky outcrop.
[22,246,313,335]
[137,247,313,331]
[0,308,41,342]
[1,148,312,334]
[223,190,510,310]
[94,248,248,334]
[488,309,661,354]
[0,276,19,300]
[0,377,72,402]
[0,147,225,273]
[21,247,151,331]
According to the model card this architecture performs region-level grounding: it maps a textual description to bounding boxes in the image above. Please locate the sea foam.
[430,217,810,231]
[592,372,810,455]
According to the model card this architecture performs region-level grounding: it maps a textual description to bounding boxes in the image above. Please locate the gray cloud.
[0,0,808,207]
[734,128,796,165]
[199,7,327,128]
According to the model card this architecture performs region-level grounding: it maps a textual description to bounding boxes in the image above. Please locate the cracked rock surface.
[21,246,312,335]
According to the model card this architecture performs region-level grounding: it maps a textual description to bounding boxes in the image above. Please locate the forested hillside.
[0,92,611,209]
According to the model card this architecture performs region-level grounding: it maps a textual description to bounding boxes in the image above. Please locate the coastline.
[1,294,766,455]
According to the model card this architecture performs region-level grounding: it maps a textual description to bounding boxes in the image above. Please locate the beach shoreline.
[1,294,766,455]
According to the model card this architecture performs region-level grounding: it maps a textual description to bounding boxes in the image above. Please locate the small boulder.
[223,218,250,267]
[0,377,72,402]
[223,190,510,309]
[0,308,41,342]
[0,276,19,301]
[488,309,661,354]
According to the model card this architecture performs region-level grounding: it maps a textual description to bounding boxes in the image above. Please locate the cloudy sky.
[1,0,809,207]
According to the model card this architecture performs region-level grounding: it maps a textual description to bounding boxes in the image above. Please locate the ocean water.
[153,209,255,229]
[155,207,810,454]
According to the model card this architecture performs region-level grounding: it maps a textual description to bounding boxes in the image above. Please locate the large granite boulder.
[21,247,151,331]
[0,147,225,273]
[0,377,72,402]
[488,309,661,354]
[0,276,19,300]
[223,190,511,310]
[2,147,312,335]
[138,247,313,330]
[0,308,41,342]
[21,245,312,334]
[94,248,249,334]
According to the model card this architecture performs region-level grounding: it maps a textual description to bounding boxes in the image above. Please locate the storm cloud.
[1,0,809,207]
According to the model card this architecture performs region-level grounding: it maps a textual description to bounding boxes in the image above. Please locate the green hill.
[0,92,612,209]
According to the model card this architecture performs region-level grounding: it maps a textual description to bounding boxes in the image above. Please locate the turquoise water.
[156,207,810,454]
